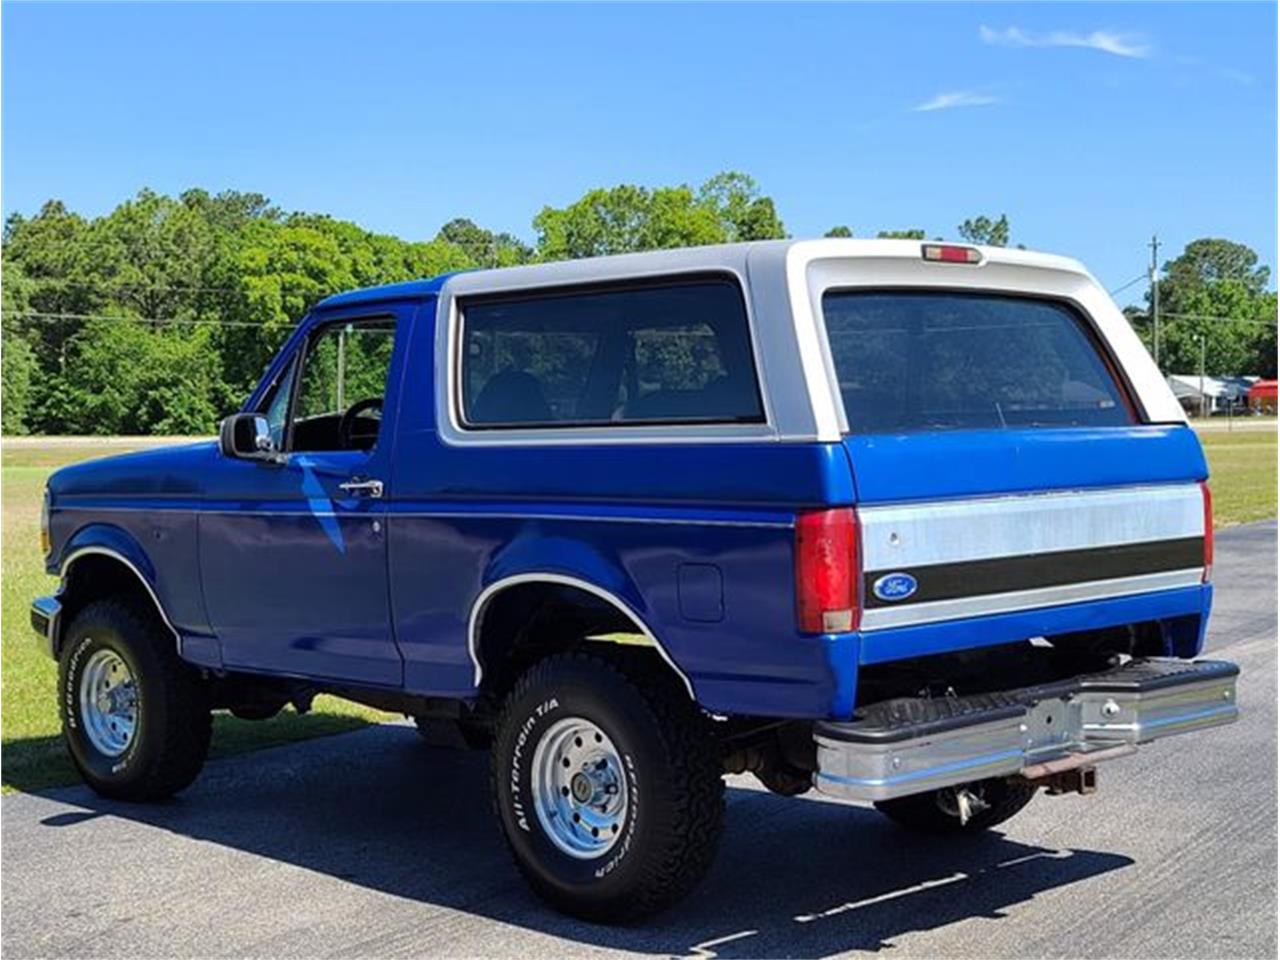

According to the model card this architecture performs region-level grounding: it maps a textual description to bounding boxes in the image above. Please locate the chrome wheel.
[531,716,629,859]
[78,649,138,757]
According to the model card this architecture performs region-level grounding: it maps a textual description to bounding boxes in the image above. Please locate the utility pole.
[1199,335,1207,419]
[336,326,346,411]
[1149,235,1161,372]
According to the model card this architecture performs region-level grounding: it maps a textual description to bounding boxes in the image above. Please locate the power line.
[11,245,530,298]
[1128,310,1276,327]
[1,310,279,329]
[1161,311,1277,326]
[20,278,246,296]
[1109,273,1147,297]
[11,306,1274,331]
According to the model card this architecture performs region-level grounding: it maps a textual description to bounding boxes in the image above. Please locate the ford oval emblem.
[873,572,918,602]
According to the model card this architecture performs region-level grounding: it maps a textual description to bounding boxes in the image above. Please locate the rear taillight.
[795,508,860,633]
[1200,481,1213,583]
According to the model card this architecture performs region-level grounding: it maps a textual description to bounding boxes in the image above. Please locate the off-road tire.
[491,650,724,922]
[59,598,212,801]
[874,778,1038,835]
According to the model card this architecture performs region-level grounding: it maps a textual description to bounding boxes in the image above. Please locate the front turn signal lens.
[40,488,51,557]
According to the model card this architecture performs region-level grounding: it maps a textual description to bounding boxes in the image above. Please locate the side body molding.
[467,573,696,700]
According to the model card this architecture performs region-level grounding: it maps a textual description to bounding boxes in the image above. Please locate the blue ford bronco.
[33,239,1238,921]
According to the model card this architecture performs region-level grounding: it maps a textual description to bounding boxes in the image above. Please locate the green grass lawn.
[2,441,393,794]
[2,427,1274,794]
[1198,427,1278,526]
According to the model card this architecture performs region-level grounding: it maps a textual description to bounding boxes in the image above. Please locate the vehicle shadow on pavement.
[31,726,1133,958]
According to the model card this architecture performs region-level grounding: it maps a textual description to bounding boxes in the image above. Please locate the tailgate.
[851,452,1210,638]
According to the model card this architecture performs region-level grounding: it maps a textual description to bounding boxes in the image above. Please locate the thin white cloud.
[913,90,1000,113]
[1220,68,1253,86]
[979,25,1152,59]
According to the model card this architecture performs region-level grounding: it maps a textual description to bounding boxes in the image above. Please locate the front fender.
[49,524,179,657]
[51,521,220,668]
[56,523,159,584]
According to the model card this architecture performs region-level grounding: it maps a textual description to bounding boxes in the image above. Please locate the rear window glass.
[460,279,764,428]
[821,292,1133,434]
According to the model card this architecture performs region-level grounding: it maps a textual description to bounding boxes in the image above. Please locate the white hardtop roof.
[435,238,1093,292]
[433,237,1185,437]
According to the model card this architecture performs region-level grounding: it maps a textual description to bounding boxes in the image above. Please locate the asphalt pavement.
[3,522,1276,959]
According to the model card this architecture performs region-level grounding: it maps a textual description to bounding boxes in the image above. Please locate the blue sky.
[2,1,1275,300]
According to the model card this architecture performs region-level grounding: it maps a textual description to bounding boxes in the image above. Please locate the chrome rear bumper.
[814,659,1239,802]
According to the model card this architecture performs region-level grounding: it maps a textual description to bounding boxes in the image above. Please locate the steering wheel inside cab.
[338,397,383,450]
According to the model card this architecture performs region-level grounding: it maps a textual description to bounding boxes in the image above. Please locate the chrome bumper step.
[814,658,1239,802]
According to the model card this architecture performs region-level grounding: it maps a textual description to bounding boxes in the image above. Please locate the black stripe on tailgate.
[863,536,1204,609]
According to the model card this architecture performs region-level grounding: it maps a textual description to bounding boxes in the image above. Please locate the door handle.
[338,478,384,499]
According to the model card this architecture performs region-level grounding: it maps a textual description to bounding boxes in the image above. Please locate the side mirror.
[219,413,282,462]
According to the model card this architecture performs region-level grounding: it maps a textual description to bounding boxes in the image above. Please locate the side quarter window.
[458,277,763,429]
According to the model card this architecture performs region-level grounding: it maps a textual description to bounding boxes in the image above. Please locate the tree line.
[1,173,1274,435]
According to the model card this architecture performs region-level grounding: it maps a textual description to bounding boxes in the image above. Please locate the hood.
[48,441,219,500]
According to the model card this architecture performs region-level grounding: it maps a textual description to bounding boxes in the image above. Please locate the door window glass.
[290,318,397,452]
